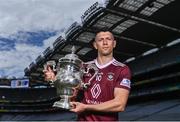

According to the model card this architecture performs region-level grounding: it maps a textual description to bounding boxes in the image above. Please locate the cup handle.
[81,63,98,89]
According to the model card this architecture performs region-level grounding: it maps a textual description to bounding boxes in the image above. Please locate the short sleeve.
[115,66,131,90]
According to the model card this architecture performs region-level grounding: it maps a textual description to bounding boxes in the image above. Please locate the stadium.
[0,0,180,121]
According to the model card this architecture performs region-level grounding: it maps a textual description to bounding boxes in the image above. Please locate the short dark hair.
[95,27,111,36]
[94,27,115,41]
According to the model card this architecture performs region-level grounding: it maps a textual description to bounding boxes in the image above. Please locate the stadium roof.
[24,0,180,80]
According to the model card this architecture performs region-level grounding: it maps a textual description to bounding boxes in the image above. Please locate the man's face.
[94,31,116,56]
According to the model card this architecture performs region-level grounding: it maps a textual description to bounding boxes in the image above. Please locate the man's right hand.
[43,65,56,82]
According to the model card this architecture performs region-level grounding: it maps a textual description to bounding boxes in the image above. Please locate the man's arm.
[70,87,130,113]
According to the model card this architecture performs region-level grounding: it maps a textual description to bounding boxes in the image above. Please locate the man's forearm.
[84,88,129,113]
[70,87,130,113]
[85,98,126,112]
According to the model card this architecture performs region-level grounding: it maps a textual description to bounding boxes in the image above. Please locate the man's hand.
[70,101,86,113]
[43,65,56,81]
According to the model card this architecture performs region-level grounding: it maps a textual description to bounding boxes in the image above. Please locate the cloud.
[0,0,98,38]
[0,43,43,77]
[0,0,102,78]
[0,34,61,77]
[0,39,15,50]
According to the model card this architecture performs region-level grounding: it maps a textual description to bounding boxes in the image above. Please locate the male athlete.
[44,29,131,121]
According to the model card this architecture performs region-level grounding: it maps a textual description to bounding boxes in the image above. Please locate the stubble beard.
[100,50,113,57]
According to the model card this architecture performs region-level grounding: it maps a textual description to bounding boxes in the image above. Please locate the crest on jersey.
[107,72,114,81]
[120,78,131,88]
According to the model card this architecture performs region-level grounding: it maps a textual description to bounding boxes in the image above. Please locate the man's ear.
[113,40,116,48]
[93,41,97,49]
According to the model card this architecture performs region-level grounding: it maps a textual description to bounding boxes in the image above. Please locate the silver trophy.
[47,47,98,109]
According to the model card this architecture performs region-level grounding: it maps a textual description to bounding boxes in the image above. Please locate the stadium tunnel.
[1,0,180,121]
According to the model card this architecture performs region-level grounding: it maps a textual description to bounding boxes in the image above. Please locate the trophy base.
[53,95,70,109]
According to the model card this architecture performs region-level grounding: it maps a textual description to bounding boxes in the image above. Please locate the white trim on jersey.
[84,58,125,69]
[95,58,115,69]
[112,60,126,67]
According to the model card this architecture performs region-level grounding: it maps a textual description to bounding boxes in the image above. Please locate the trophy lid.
[59,46,82,65]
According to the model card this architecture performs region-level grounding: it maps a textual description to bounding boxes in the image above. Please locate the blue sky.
[0,0,102,78]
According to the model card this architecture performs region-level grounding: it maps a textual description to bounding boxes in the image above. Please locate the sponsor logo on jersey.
[91,83,101,99]
[107,72,114,81]
[120,78,131,88]
[86,99,102,104]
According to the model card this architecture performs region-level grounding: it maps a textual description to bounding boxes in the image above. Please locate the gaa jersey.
[78,58,131,121]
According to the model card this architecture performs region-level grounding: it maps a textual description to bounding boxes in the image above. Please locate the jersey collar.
[95,58,115,69]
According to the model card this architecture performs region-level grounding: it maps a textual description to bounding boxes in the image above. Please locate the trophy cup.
[47,46,98,109]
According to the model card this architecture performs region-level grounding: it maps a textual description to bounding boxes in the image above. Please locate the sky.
[0,0,103,78]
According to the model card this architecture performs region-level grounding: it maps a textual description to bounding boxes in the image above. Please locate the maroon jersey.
[78,58,131,121]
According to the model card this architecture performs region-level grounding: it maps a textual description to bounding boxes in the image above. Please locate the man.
[44,29,131,121]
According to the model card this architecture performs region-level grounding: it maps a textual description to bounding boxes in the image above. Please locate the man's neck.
[96,55,114,65]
